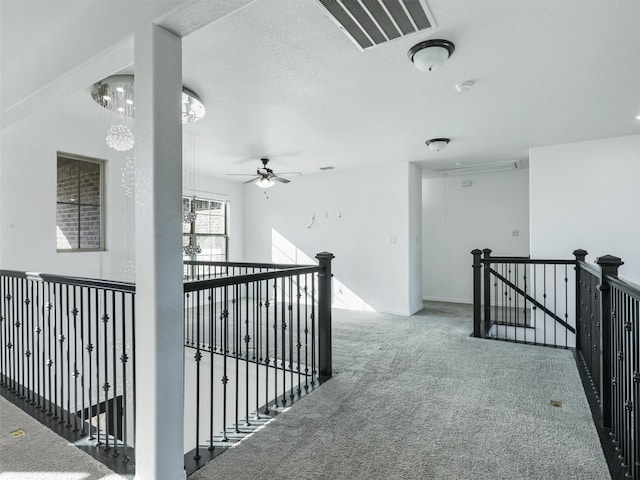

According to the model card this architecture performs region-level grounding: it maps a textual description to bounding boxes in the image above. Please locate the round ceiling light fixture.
[408,39,455,72]
[426,138,451,152]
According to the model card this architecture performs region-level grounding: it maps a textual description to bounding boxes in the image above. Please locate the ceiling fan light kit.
[255,177,275,189]
[408,39,455,72]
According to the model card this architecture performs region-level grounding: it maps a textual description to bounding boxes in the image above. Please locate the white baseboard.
[422,296,472,305]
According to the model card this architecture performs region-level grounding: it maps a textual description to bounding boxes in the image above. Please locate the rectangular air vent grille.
[318,0,437,51]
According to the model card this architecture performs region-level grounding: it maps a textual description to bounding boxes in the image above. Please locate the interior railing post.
[596,254,624,429]
[573,249,588,351]
[482,248,492,337]
[316,252,334,382]
[471,249,482,338]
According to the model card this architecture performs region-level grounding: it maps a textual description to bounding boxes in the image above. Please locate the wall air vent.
[435,161,522,177]
[317,0,437,51]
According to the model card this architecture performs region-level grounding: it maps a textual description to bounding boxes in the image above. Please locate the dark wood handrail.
[183,265,322,292]
[0,270,136,293]
[183,260,314,270]
[606,274,640,300]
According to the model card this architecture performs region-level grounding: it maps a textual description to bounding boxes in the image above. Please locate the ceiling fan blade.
[226,173,259,177]
[243,176,261,184]
[271,176,290,184]
[274,172,302,177]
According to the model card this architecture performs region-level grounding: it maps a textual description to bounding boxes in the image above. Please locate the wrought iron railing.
[0,270,136,474]
[182,253,334,474]
[471,249,576,347]
[1,253,334,476]
[472,248,640,479]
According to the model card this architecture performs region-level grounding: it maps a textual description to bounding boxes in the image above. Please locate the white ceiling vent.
[435,161,523,177]
[317,0,437,51]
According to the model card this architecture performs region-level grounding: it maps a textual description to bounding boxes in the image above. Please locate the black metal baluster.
[46,283,54,415]
[208,286,215,452]
[111,290,119,456]
[543,265,547,345]
[273,280,278,409]
[17,278,24,398]
[194,289,202,461]
[95,288,102,444]
[0,276,5,389]
[254,280,261,420]
[25,279,33,403]
[612,289,620,451]
[234,284,240,433]
[72,287,79,431]
[281,276,287,407]
[523,265,528,341]
[130,293,137,462]
[102,290,110,451]
[564,265,569,348]
[221,285,229,442]
[289,276,294,403]
[304,276,309,391]
[311,274,316,386]
[79,287,86,434]
[623,290,632,474]
[296,275,301,398]
[65,284,72,427]
[11,277,17,393]
[244,282,250,426]
[553,264,557,347]
[53,282,61,420]
[633,296,639,480]
[35,280,43,408]
[264,280,270,415]
[120,291,130,462]
[88,288,95,439]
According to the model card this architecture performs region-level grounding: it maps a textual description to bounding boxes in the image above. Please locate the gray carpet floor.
[0,394,119,479]
[1,302,609,480]
[190,302,609,480]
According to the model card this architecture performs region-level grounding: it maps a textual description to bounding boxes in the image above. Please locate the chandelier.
[91,74,206,123]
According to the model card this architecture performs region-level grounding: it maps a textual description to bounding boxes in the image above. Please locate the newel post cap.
[595,255,624,267]
[573,249,588,260]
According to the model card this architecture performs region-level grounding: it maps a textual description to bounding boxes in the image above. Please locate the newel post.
[482,249,492,337]
[316,252,335,382]
[595,254,624,429]
[471,249,483,338]
[573,249,588,349]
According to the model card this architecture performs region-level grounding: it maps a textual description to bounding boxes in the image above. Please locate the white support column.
[134,24,185,480]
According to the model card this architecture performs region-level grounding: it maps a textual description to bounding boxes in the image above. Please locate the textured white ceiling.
[3,0,640,179]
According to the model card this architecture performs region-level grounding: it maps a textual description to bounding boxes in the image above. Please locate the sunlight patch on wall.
[272,229,374,312]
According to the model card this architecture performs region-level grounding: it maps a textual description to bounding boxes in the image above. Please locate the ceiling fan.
[227,158,300,188]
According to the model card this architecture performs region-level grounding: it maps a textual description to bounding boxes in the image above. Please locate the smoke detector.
[426,138,450,152]
[455,81,474,93]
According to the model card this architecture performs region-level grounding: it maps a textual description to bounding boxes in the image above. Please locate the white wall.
[0,113,244,279]
[243,164,419,315]
[422,169,530,303]
[530,134,640,284]
[1,113,132,280]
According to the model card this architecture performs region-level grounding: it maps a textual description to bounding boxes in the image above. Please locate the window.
[56,153,104,251]
[182,196,228,261]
